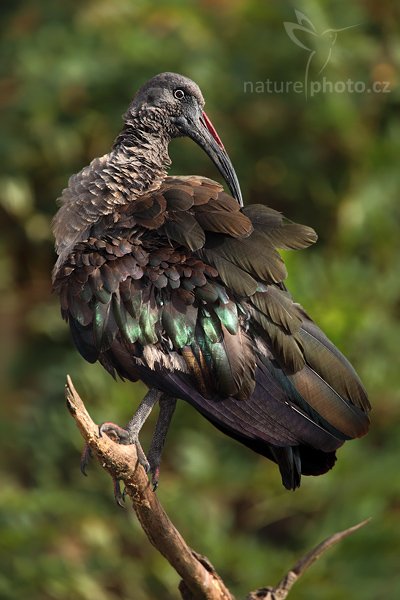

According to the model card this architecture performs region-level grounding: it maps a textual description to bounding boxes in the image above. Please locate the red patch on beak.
[201,111,225,150]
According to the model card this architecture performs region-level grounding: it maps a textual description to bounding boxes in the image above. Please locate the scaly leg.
[147,395,177,491]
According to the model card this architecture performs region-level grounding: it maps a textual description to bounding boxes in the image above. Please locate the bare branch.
[246,518,371,600]
[65,375,234,600]
[65,375,369,600]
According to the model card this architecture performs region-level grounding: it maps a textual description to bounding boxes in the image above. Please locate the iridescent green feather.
[112,295,140,344]
[162,309,194,348]
[214,300,238,335]
[138,303,159,344]
[93,300,111,347]
[200,309,222,344]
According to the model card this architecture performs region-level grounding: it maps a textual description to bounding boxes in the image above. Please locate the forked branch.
[246,518,370,599]
[64,375,369,600]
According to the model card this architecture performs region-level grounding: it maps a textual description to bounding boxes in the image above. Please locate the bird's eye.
[174,89,185,100]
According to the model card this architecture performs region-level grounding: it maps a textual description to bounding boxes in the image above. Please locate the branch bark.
[64,375,369,600]
[65,375,233,600]
[246,518,370,599]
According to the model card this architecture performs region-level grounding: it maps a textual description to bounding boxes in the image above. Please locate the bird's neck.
[111,117,172,188]
[53,117,172,272]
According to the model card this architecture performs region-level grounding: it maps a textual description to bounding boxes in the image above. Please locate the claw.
[80,443,92,476]
[113,478,126,508]
[151,466,160,492]
[136,443,150,473]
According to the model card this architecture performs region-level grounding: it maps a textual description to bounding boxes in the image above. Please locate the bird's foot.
[151,467,160,491]
[78,423,154,506]
[78,390,164,505]
[99,421,131,444]
[99,422,162,493]
[147,452,160,492]
[146,448,161,491]
[99,421,155,504]
[78,437,129,507]
[99,421,151,472]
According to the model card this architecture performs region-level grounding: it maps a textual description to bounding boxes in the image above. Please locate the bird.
[52,72,370,498]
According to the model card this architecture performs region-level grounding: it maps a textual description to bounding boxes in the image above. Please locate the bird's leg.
[147,395,177,491]
[99,388,163,472]
[96,388,162,505]
[81,388,174,504]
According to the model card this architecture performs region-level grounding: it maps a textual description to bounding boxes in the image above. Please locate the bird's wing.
[53,176,370,487]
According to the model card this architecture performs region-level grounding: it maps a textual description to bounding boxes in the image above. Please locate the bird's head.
[126,72,243,206]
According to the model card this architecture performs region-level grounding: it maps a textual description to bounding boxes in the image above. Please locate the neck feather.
[53,116,171,271]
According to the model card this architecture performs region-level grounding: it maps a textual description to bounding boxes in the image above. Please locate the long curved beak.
[178,111,243,207]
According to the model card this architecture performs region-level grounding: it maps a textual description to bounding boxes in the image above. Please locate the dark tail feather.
[270,446,302,489]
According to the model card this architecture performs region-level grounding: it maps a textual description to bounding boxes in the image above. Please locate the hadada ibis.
[52,72,370,494]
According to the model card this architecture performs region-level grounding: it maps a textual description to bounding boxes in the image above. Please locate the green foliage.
[1,1,399,598]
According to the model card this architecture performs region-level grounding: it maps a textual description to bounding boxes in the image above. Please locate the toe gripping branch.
[78,387,177,504]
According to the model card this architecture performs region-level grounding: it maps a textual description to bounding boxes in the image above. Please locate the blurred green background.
[1,1,399,599]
